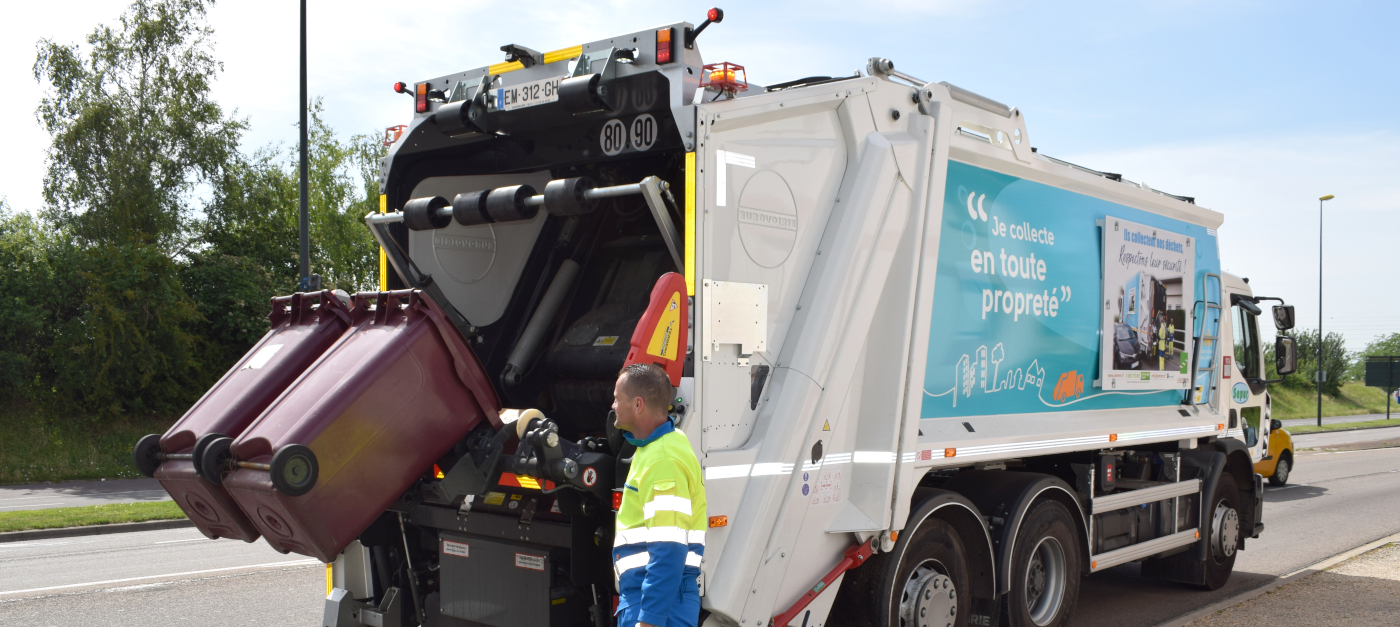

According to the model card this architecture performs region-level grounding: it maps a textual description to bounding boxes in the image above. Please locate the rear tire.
[1198,473,1240,590]
[1004,500,1081,627]
[1268,454,1291,486]
[831,514,971,627]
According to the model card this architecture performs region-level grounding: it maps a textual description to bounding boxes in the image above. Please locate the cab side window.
[1231,305,1260,379]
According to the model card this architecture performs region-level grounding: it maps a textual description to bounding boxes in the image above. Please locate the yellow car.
[1254,418,1294,486]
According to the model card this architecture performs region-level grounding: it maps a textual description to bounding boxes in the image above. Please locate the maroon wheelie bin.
[222,289,501,563]
[132,291,353,542]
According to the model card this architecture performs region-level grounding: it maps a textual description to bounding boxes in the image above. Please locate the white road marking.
[0,503,64,510]
[0,490,169,503]
[154,538,207,544]
[0,559,320,597]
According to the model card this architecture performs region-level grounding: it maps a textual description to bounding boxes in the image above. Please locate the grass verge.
[1267,382,1394,421]
[0,402,174,485]
[1287,417,1400,436]
[0,500,185,533]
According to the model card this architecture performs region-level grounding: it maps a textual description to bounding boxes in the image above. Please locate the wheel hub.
[899,561,957,627]
[1212,502,1239,560]
[1024,536,1066,626]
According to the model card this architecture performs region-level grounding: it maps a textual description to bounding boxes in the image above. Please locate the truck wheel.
[1268,453,1291,486]
[830,515,971,627]
[1004,500,1080,627]
[1200,473,1240,590]
[890,517,970,627]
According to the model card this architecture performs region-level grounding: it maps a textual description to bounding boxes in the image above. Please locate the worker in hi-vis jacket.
[611,363,707,627]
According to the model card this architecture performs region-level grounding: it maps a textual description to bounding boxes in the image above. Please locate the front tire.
[1268,453,1291,486]
[1199,473,1240,590]
[1004,500,1081,627]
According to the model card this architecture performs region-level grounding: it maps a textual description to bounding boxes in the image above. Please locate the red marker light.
[707,7,723,22]
[655,27,674,64]
[393,81,409,94]
[612,489,623,511]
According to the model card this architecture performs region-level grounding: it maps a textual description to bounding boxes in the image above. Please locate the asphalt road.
[0,527,321,626]
[0,478,170,513]
[0,428,1397,627]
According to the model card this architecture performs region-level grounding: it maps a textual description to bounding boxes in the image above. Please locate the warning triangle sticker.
[822,420,831,431]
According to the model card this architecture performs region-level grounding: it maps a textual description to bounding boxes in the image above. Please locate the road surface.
[0,478,170,513]
[1,428,1397,627]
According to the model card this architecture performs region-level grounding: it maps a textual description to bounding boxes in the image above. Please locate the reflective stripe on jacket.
[613,420,706,627]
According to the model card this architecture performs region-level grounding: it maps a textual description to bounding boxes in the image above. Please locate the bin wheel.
[191,432,227,473]
[271,444,319,497]
[133,434,163,478]
[197,437,234,487]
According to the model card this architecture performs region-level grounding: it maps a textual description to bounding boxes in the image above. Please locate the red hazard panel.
[624,272,689,387]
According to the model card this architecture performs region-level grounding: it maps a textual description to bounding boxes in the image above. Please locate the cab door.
[1224,292,1269,463]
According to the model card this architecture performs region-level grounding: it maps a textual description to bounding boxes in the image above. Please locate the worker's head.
[613,363,673,436]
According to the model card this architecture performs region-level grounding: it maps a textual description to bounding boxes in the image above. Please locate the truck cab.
[1218,273,1297,469]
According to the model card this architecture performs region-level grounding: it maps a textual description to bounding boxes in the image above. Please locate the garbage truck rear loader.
[140,10,1305,627]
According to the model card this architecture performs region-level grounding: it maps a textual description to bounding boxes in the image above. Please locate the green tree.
[32,0,243,418]
[1274,329,1350,396]
[192,101,384,372]
[1345,332,1400,381]
[203,100,383,294]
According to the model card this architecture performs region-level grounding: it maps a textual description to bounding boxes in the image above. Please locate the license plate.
[489,76,562,112]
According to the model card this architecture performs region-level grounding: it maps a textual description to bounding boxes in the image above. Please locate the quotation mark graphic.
[966,192,987,221]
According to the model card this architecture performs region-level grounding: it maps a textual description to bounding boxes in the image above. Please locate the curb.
[1287,422,1400,437]
[0,518,193,544]
[1150,529,1400,627]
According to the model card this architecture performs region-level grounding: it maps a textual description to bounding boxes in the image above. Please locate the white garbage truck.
[145,9,1305,627]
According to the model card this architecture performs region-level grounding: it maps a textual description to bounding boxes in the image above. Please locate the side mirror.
[1275,335,1298,376]
[1270,418,1283,431]
[1243,425,1258,447]
[1273,305,1295,330]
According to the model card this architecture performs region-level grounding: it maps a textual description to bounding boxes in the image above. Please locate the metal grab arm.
[366,180,655,226]
[367,176,685,272]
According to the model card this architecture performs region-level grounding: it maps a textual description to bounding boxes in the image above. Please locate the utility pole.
[298,0,318,292]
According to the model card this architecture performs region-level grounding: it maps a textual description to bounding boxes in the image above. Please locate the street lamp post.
[1317,194,1334,427]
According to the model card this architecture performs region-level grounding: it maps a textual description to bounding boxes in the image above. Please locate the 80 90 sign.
[599,114,659,156]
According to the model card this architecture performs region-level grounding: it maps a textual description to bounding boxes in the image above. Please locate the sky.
[2,0,1397,350]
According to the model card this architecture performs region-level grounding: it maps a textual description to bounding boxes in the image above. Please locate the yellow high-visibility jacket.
[613,420,706,627]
